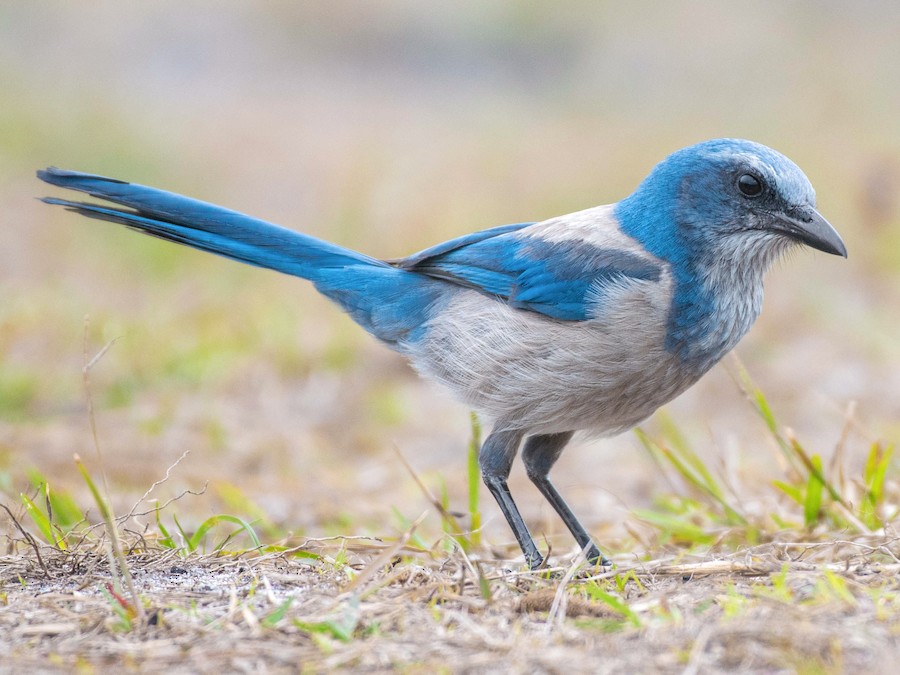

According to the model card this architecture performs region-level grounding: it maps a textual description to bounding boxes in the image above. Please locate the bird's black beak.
[772,207,847,258]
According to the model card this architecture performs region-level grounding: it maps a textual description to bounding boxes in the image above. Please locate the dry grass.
[4,531,900,673]
[3,397,900,674]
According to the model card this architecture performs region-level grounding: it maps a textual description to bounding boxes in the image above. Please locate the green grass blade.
[614,570,645,593]
[772,480,804,505]
[173,513,192,550]
[733,364,800,473]
[438,477,452,536]
[75,455,112,526]
[632,509,718,546]
[583,582,641,628]
[20,493,65,549]
[636,430,745,525]
[655,411,692,456]
[861,442,894,528]
[787,437,847,509]
[214,482,281,538]
[187,514,262,552]
[803,455,824,527]
[75,454,143,622]
[467,412,482,548]
[261,598,294,628]
[294,595,360,643]
[45,486,85,530]
[821,570,856,605]
[154,504,176,549]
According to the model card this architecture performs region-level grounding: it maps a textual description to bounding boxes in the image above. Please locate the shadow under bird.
[38,138,847,569]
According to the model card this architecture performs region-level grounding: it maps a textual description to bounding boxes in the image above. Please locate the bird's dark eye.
[737,173,764,197]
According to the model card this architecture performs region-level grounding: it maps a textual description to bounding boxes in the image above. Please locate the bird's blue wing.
[394,226,662,321]
[393,222,535,267]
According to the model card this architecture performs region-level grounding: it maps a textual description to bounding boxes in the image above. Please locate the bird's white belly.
[413,280,702,435]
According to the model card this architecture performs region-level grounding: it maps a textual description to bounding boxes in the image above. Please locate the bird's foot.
[526,553,546,571]
[584,544,611,568]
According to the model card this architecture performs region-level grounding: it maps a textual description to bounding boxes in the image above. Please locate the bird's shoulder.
[391,204,666,321]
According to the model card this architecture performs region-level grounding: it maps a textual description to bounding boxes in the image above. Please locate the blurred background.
[1,2,898,553]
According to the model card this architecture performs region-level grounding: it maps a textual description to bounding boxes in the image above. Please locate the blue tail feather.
[38,168,445,346]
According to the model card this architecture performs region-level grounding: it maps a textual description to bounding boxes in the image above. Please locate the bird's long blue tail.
[38,167,445,346]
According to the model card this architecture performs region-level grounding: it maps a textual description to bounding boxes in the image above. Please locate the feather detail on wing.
[392,216,662,321]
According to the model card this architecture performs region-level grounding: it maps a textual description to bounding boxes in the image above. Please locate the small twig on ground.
[341,511,428,596]
[124,450,192,521]
[442,533,480,581]
[393,444,469,538]
[546,543,593,628]
[0,503,49,577]
[124,484,210,520]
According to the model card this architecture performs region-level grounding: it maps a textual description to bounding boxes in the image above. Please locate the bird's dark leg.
[521,432,610,566]
[479,428,544,569]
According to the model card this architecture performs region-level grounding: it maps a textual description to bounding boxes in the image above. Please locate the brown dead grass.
[3,534,900,673]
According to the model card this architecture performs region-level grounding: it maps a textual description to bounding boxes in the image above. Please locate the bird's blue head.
[616,139,846,371]
[616,138,847,269]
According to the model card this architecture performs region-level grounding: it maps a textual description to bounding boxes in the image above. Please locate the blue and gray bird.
[38,139,846,568]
